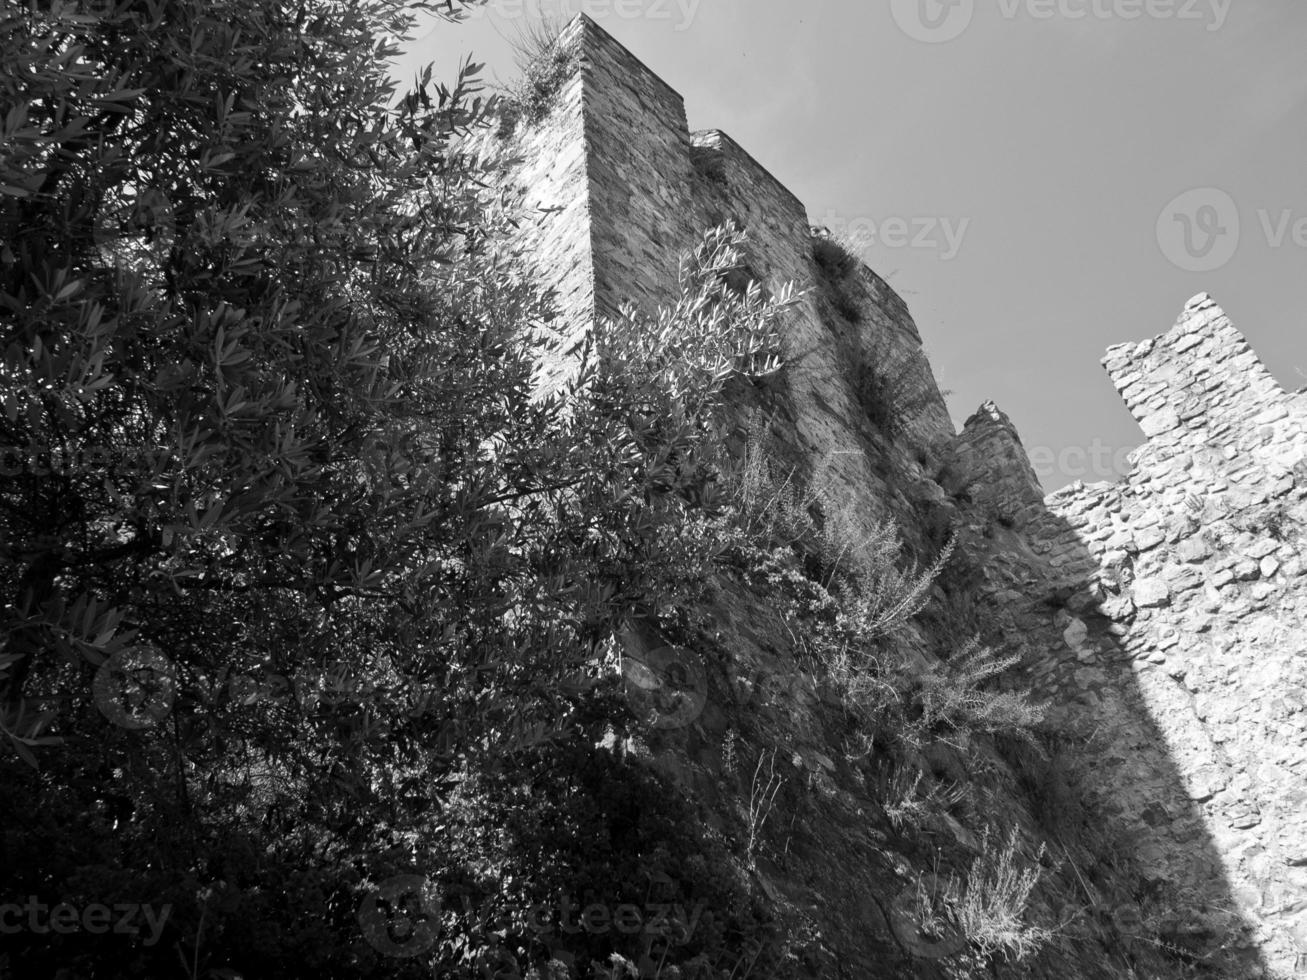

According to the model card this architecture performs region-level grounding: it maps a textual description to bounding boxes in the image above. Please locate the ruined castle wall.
[574,17,698,325]
[1104,294,1291,450]
[688,129,810,292]
[491,15,958,545]
[676,130,956,512]
[948,400,1048,530]
[956,295,1307,973]
[481,14,1307,974]
[681,127,906,522]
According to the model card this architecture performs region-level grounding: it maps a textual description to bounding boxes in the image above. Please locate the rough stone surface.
[483,15,1307,978]
[967,295,1307,976]
[477,15,954,547]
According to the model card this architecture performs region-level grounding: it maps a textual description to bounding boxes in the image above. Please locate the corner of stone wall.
[946,400,1047,526]
[472,15,597,398]
[575,15,697,324]
[1103,293,1288,453]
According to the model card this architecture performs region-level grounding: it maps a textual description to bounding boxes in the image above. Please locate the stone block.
[1134,577,1172,608]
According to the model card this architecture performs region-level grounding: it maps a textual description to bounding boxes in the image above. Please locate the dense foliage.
[0,2,795,976]
[0,2,1051,976]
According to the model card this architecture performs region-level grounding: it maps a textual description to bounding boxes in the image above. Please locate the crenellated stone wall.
[478,14,1306,975]
[948,400,1047,529]
[484,14,954,540]
[1104,294,1291,449]
[954,295,1307,975]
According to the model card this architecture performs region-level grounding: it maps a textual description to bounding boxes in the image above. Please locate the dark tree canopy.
[0,2,794,976]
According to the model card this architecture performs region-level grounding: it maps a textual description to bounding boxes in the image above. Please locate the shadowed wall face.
[961,295,1307,974]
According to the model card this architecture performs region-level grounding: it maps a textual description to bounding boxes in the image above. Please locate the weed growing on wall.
[916,638,1047,745]
[811,231,864,323]
[703,418,1044,760]
[504,17,579,126]
[854,337,945,443]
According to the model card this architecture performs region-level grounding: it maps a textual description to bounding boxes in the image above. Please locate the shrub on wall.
[810,231,865,323]
[854,338,944,443]
[503,18,579,127]
[942,827,1053,962]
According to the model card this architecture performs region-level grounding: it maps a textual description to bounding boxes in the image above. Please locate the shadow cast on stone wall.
[979,475,1269,978]
[950,293,1307,977]
[478,13,1305,974]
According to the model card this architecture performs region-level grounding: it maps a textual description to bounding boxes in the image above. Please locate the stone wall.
[485,14,1307,975]
[1104,294,1290,450]
[947,400,1047,529]
[470,19,595,397]
[488,14,954,540]
[955,295,1307,975]
[577,16,696,326]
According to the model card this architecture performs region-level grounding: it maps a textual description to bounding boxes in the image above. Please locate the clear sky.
[393,0,1307,491]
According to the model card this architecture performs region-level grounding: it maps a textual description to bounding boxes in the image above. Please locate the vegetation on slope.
[1,3,1055,977]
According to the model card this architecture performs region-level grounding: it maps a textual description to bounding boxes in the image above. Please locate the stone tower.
[484,15,1307,975]
[481,14,955,541]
